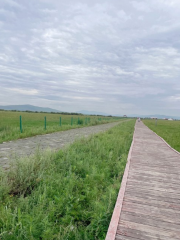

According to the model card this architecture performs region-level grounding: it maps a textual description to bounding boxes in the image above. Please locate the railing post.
[71,117,73,126]
[44,116,46,130]
[20,115,22,133]
[60,117,61,126]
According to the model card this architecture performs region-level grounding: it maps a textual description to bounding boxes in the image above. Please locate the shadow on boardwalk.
[107,121,180,240]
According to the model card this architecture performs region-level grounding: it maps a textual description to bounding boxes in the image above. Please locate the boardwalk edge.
[105,124,136,240]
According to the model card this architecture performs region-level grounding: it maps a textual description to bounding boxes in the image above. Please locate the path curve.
[0,121,125,169]
[106,120,180,240]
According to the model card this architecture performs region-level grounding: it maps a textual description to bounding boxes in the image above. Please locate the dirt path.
[0,121,125,169]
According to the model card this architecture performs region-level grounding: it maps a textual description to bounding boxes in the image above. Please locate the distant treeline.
[0,109,119,117]
[0,109,83,115]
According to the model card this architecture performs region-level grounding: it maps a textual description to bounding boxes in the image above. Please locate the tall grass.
[0,111,123,143]
[143,119,180,152]
[0,120,135,240]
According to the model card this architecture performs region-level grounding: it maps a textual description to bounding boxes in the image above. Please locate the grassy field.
[0,120,135,240]
[0,111,123,143]
[143,119,180,152]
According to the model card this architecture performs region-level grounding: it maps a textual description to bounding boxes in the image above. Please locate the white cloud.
[71,96,103,101]
[134,47,180,78]
[168,95,180,102]
[41,9,57,13]
[9,88,39,95]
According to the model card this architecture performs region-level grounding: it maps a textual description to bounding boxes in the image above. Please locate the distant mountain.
[0,105,60,113]
[129,114,180,120]
[78,110,109,116]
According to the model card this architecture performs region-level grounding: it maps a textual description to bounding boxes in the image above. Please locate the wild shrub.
[78,119,83,125]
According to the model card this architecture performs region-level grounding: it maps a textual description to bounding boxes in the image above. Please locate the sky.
[1,0,180,116]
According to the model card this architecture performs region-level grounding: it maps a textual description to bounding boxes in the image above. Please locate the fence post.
[44,116,46,130]
[20,115,22,133]
[78,117,79,125]
[71,117,73,126]
[60,117,61,126]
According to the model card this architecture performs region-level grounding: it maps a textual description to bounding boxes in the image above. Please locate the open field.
[143,119,180,152]
[0,120,135,240]
[0,111,124,143]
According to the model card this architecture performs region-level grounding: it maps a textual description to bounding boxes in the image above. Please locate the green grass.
[0,111,124,143]
[0,120,135,240]
[143,119,180,152]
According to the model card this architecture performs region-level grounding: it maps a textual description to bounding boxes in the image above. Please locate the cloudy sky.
[1,0,180,116]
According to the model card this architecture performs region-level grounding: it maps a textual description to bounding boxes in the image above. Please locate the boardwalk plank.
[125,186,180,200]
[121,211,180,233]
[127,178,180,189]
[123,195,180,211]
[118,220,180,239]
[126,184,180,196]
[125,189,180,205]
[116,226,178,240]
[115,234,140,240]
[122,202,180,224]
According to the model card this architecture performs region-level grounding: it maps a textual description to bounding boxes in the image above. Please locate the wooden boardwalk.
[106,121,180,240]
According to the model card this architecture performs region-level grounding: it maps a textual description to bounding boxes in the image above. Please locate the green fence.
[18,115,119,133]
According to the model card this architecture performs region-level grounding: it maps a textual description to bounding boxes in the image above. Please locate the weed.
[0,120,135,239]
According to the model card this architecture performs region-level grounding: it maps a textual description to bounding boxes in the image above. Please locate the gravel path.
[0,121,126,169]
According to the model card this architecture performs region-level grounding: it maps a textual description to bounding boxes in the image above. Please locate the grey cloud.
[1,0,180,115]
